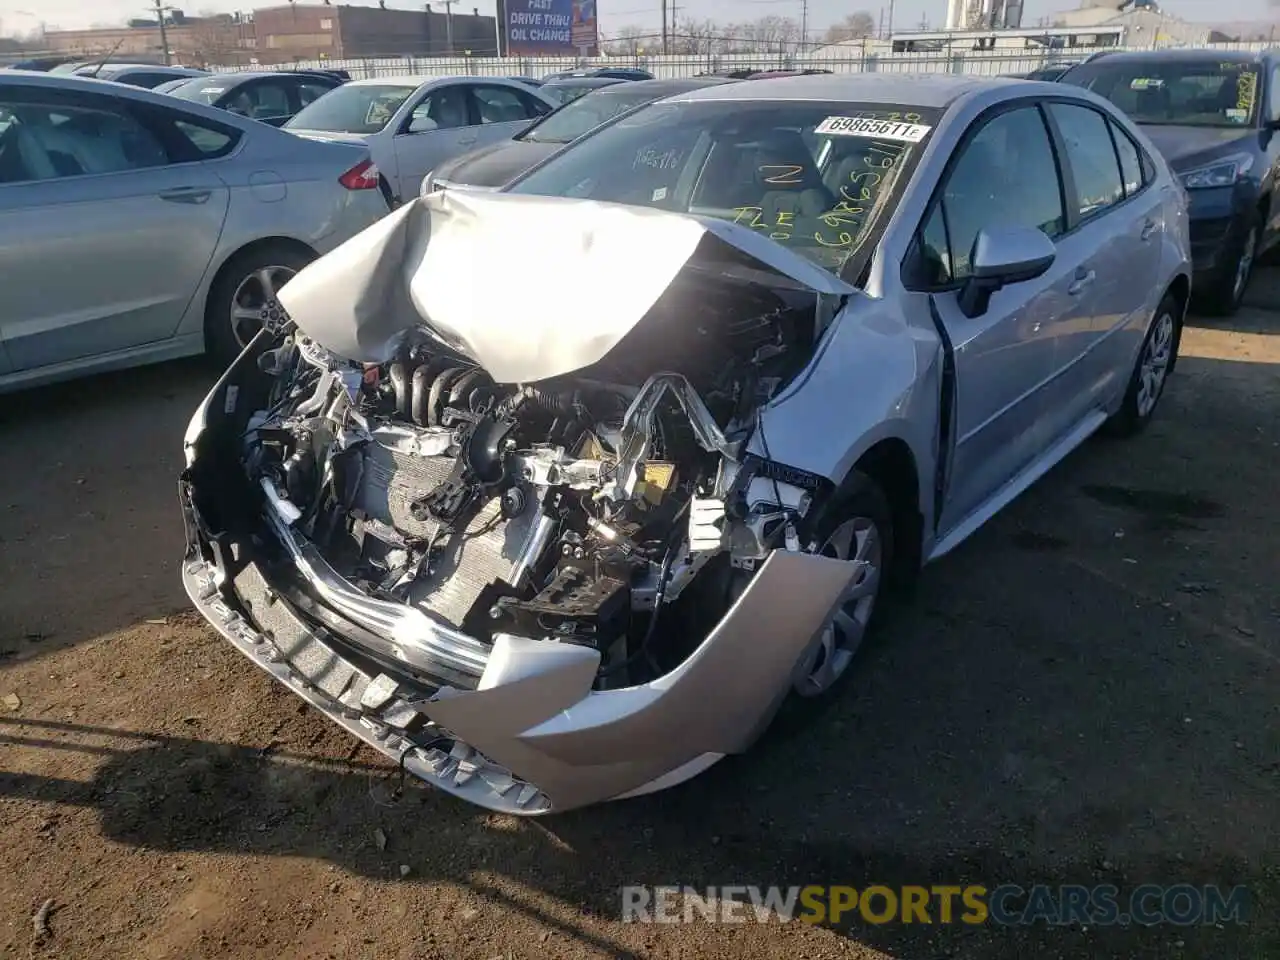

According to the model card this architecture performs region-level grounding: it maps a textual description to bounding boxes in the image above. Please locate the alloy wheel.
[230,265,297,349]
[1136,310,1175,419]
[792,516,883,697]
[1232,227,1258,306]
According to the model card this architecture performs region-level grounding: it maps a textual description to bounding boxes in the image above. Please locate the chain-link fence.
[218,38,1275,81]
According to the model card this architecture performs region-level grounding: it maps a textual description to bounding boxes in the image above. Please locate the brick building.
[253,3,499,61]
[44,13,256,67]
[43,4,500,68]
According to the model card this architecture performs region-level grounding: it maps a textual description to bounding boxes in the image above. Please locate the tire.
[788,471,895,699]
[204,243,315,368]
[1108,291,1182,436]
[1197,212,1259,317]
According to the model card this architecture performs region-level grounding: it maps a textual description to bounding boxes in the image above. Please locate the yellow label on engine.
[638,462,677,507]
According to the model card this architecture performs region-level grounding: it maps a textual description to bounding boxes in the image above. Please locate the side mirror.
[408,115,438,134]
[958,226,1057,318]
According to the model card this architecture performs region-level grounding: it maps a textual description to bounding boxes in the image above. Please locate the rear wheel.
[1108,291,1181,436]
[204,244,314,367]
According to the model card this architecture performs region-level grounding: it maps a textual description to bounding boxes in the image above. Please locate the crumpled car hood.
[277,189,856,384]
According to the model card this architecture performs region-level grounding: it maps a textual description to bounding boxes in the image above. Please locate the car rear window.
[285,83,419,134]
[167,77,236,105]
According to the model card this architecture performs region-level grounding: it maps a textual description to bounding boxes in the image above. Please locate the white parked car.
[284,76,557,203]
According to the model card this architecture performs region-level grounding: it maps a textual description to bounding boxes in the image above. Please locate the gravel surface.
[1,274,1277,959]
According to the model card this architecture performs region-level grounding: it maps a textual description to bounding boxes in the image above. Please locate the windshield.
[522,87,669,144]
[285,83,418,133]
[1064,59,1261,128]
[508,99,938,276]
[167,76,235,105]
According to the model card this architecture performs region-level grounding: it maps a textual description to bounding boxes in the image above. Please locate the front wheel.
[790,473,895,698]
[1199,215,1259,316]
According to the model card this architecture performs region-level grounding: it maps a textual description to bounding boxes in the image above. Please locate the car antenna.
[86,38,128,78]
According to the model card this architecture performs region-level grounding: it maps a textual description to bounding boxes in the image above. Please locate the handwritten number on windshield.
[1237,72,1257,114]
[733,206,794,240]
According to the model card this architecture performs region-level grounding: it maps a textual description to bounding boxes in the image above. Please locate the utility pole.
[800,0,808,51]
[661,0,667,55]
[148,0,173,65]
[887,0,896,39]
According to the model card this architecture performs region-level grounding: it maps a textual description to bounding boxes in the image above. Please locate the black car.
[539,76,626,106]
[293,68,352,83]
[422,77,736,194]
[164,70,344,127]
[542,67,653,82]
[71,62,209,89]
[1062,48,1280,314]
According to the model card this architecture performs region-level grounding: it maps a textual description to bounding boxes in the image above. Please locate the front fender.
[751,297,941,522]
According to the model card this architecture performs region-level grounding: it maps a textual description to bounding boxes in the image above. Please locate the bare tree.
[670,17,722,55]
[604,24,647,56]
[188,14,247,67]
[822,11,876,44]
[726,15,801,53]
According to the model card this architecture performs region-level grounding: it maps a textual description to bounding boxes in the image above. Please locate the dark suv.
[1062,48,1280,314]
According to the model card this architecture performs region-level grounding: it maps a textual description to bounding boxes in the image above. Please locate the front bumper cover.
[181,478,858,815]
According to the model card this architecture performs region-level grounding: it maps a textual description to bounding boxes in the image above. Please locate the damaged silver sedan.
[181,75,1192,814]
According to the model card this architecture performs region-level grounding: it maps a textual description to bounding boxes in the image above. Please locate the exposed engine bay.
[241,264,833,689]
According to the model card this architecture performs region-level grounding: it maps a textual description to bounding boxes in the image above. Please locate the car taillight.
[339,158,380,190]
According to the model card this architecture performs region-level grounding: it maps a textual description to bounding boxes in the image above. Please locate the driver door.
[389,84,474,200]
[919,104,1095,538]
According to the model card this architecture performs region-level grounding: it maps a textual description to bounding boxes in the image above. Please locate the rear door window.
[0,88,172,183]
[1108,118,1144,197]
[471,84,539,124]
[1046,102,1124,221]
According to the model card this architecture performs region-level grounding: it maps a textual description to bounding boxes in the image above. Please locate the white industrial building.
[944,0,1026,31]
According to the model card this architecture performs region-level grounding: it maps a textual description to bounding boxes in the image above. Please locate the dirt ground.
[1,274,1278,960]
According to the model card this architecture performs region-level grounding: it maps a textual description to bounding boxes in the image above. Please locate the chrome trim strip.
[266,508,491,678]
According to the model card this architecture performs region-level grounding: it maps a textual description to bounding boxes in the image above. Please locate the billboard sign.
[571,0,598,50]
[504,0,576,55]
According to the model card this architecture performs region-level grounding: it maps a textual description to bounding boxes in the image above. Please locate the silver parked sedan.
[0,71,390,389]
[182,74,1191,814]
[283,76,557,203]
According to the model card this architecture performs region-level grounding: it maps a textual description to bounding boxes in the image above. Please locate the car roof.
[597,76,740,94]
[543,77,622,88]
[193,71,337,84]
[1073,47,1276,66]
[346,74,508,87]
[87,63,202,73]
[664,72,1009,108]
[0,70,292,130]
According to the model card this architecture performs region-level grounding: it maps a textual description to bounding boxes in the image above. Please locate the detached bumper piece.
[183,555,553,813]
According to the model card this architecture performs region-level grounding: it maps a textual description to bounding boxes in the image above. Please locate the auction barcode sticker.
[815,116,933,142]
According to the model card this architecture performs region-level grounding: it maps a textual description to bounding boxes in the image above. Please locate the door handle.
[457,136,478,146]
[1140,219,1157,241]
[1067,269,1095,296]
[159,187,212,205]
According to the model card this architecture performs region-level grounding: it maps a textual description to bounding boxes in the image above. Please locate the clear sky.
[0,0,1269,39]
